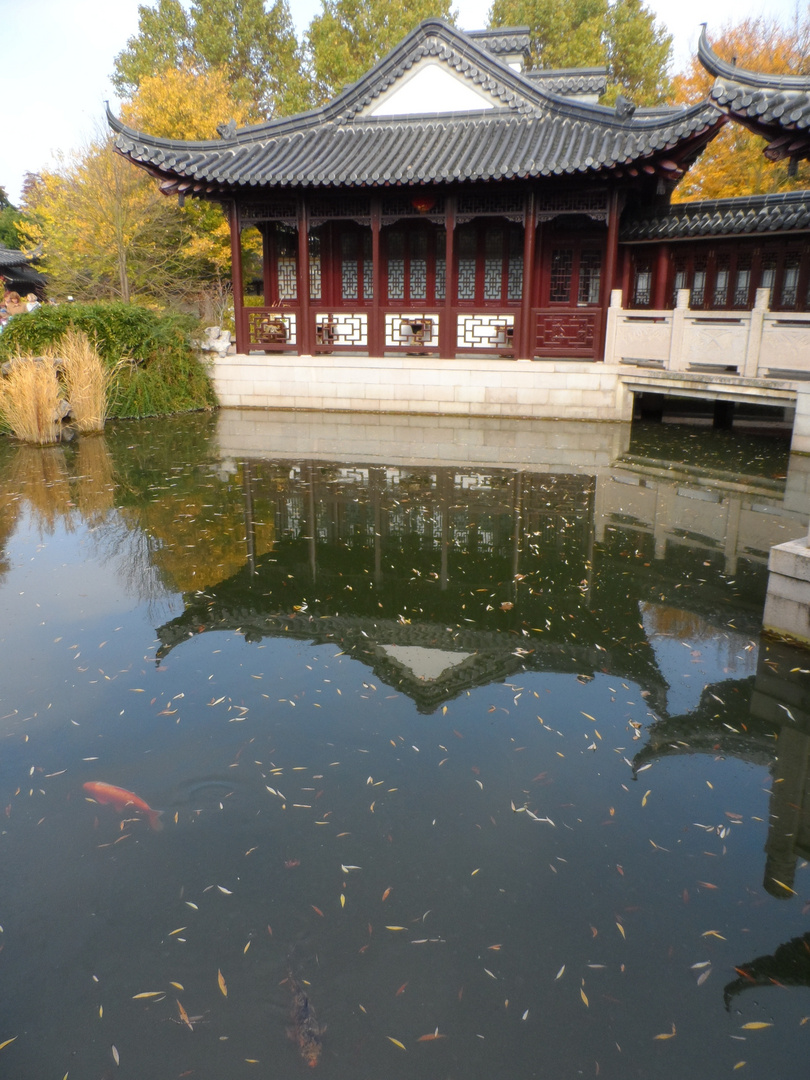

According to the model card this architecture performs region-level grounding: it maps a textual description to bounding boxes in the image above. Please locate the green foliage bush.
[0,302,216,418]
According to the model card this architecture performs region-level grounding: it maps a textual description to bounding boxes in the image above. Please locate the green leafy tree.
[112,0,192,98]
[306,0,457,103]
[113,0,310,120]
[0,186,24,249]
[488,0,672,104]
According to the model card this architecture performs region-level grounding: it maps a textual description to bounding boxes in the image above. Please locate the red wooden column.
[653,243,671,309]
[441,196,456,359]
[597,189,621,360]
[260,224,278,305]
[229,200,247,354]
[519,191,536,359]
[370,197,383,356]
[296,195,312,355]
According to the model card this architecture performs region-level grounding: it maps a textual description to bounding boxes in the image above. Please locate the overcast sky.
[0,0,805,208]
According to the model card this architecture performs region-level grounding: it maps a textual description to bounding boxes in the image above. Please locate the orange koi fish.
[286,971,324,1067]
[82,781,163,831]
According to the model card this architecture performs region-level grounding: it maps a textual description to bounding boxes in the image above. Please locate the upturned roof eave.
[698,25,810,92]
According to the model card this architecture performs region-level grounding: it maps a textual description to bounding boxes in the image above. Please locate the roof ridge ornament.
[615,95,636,120]
[217,119,237,140]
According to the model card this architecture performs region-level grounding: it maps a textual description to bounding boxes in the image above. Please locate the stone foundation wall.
[210,355,634,422]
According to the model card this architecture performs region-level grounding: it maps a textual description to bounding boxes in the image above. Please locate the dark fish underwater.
[286,970,325,1067]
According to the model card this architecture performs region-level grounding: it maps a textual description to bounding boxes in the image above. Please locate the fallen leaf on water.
[580,988,589,1007]
[770,878,797,896]
[741,1022,772,1030]
[386,926,406,931]
[387,1037,406,1050]
[381,887,391,902]
[702,931,726,940]
[654,1025,676,1041]
[177,999,193,1030]
[417,1031,446,1041]
[395,983,408,996]
[555,965,565,981]
[218,970,227,997]
[641,790,651,807]
[112,1045,120,1065]
[734,1063,746,1070]
[340,894,345,909]
[616,922,626,939]
[0,1038,17,1051]
[311,906,324,917]
[133,991,164,999]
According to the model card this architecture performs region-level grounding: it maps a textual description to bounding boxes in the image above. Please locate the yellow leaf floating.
[641,790,651,807]
[580,988,589,1007]
[132,991,164,999]
[654,1024,676,1040]
[734,1063,746,1070]
[0,1037,17,1051]
[741,1022,772,1030]
[702,930,726,940]
[218,969,228,997]
[387,1037,407,1050]
[616,922,626,940]
[112,1044,120,1066]
[386,926,407,931]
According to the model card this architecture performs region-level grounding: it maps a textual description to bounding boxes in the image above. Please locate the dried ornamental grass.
[0,356,62,444]
[58,328,119,433]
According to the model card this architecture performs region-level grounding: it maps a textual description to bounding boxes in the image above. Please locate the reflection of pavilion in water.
[633,640,810,901]
[156,448,807,716]
[158,462,672,712]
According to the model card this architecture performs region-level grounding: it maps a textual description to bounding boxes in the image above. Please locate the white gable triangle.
[380,644,474,681]
[365,58,495,117]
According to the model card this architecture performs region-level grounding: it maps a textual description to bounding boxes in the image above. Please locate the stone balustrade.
[604,288,810,380]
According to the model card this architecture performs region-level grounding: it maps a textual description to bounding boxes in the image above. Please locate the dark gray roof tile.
[621,190,810,241]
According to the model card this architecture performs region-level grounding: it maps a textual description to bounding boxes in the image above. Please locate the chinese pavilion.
[109,20,810,361]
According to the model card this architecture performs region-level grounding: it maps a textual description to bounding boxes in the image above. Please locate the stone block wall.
[210,354,634,423]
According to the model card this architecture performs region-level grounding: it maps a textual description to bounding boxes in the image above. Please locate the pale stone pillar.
[742,287,770,378]
[790,385,810,456]
[668,288,690,372]
[603,289,623,364]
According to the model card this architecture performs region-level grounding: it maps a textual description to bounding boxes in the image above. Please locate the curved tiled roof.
[699,27,810,162]
[620,190,810,241]
[110,20,721,194]
[466,27,531,63]
[0,245,29,269]
[525,68,608,98]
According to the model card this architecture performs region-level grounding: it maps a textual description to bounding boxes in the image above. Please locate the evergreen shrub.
[0,303,216,418]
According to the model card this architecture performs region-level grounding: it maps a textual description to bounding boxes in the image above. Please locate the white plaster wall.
[365,59,495,116]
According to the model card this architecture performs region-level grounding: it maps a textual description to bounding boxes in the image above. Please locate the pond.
[0,410,809,1080]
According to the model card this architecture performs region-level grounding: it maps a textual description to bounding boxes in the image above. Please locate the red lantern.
[411,195,437,214]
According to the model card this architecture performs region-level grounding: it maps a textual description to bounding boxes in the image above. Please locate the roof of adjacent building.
[466,26,532,64]
[621,189,810,241]
[524,67,608,98]
[109,19,721,194]
[699,27,810,161]
[0,245,29,269]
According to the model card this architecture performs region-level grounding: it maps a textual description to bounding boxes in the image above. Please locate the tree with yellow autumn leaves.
[673,11,810,201]
[18,65,253,306]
